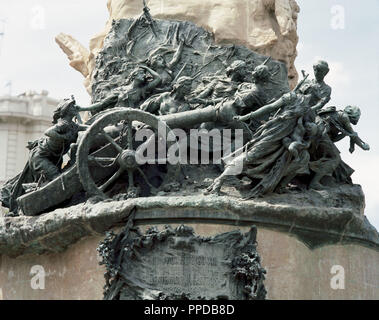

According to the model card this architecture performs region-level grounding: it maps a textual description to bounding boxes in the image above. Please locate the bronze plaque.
[98,224,266,300]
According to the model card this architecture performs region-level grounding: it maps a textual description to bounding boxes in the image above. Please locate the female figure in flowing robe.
[205,92,317,198]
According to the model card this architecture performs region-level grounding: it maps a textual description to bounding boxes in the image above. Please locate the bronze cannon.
[18,102,239,216]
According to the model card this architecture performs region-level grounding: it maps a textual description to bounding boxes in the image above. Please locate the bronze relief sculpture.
[0,2,377,302]
[0,5,370,216]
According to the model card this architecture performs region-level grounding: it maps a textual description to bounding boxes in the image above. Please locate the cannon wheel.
[77,108,177,199]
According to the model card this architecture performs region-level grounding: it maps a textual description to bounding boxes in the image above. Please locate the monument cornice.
[1,186,378,258]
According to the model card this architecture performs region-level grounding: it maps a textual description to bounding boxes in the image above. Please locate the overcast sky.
[0,0,378,228]
[296,0,379,229]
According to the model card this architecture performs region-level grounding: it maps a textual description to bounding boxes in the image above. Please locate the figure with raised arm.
[307,105,370,189]
[0,97,89,213]
[146,39,185,92]
[140,76,193,115]
[298,60,331,114]
[82,65,162,113]
[191,60,249,107]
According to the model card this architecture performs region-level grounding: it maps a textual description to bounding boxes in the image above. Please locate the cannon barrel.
[16,104,236,216]
[159,102,238,129]
[159,105,218,129]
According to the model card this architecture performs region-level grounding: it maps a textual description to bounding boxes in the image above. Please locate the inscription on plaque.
[98,224,267,300]
[129,242,238,298]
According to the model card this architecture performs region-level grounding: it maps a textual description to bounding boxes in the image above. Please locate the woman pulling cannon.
[205,91,319,197]
[205,86,370,196]
[0,95,117,213]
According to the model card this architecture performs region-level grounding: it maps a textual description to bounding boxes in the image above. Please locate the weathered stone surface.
[55,34,92,91]
[0,185,378,258]
[1,225,379,300]
[55,33,91,78]
[56,0,300,94]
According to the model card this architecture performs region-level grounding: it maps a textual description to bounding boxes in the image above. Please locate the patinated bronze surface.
[97,218,266,300]
[0,5,370,216]
[0,2,377,302]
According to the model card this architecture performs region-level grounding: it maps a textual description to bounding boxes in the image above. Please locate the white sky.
[296,0,379,229]
[0,1,108,105]
[0,0,378,229]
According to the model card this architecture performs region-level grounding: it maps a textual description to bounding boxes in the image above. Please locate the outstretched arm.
[339,114,370,153]
[142,65,162,91]
[77,94,118,112]
[194,79,217,101]
[235,92,294,122]
[167,40,184,69]
[349,134,370,153]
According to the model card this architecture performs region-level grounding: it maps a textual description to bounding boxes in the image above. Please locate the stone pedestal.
[1,192,378,300]
[1,0,378,301]
[1,224,378,300]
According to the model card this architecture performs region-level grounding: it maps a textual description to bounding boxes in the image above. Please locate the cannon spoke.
[88,155,118,168]
[127,120,133,149]
[88,156,116,162]
[102,131,123,153]
[127,169,134,188]
[99,167,124,192]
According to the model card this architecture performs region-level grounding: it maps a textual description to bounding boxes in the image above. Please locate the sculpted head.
[172,76,192,96]
[226,60,247,81]
[252,65,270,82]
[53,96,77,124]
[344,105,361,125]
[305,122,319,137]
[127,66,147,84]
[313,60,329,82]
[148,53,167,69]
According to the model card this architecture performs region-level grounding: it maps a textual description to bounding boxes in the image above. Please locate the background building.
[0,90,59,184]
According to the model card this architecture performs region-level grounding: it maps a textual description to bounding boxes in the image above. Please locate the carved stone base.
[1,186,378,258]
[97,224,266,300]
[0,223,378,300]
[0,188,378,299]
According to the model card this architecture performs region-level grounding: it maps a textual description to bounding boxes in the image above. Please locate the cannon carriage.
[11,14,342,217]
[17,101,241,216]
